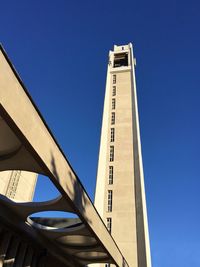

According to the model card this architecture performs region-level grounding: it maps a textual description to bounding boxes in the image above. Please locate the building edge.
[130,43,152,267]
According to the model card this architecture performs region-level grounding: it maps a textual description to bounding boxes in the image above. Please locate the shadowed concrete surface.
[0,45,129,267]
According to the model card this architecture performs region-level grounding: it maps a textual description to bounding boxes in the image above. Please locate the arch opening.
[28,211,79,230]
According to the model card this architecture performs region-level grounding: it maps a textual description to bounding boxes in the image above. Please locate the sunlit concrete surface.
[0,45,129,267]
[93,44,151,267]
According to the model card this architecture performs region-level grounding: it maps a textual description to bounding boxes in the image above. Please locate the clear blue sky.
[1,1,200,266]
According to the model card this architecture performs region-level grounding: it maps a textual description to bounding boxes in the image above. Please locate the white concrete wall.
[0,170,37,201]
[93,44,151,267]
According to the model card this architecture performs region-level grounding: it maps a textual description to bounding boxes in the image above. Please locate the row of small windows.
[109,146,114,162]
[111,76,116,125]
[112,98,115,110]
[6,171,21,198]
[112,86,116,96]
[113,74,116,84]
[112,76,116,110]
[110,128,115,142]
[109,166,113,184]
[111,112,115,125]
[106,75,116,236]
[108,190,113,212]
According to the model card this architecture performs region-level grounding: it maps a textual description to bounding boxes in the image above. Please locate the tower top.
[113,43,132,52]
[109,43,136,69]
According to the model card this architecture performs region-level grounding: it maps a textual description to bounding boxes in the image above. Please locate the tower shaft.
[94,44,151,267]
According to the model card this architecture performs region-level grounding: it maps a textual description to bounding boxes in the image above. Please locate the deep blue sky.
[1,1,200,266]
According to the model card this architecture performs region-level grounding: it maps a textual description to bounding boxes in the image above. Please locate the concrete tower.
[0,170,37,201]
[0,116,37,201]
[94,44,151,267]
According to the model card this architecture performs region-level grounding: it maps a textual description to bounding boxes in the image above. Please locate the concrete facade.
[0,115,37,201]
[0,170,37,201]
[94,44,151,267]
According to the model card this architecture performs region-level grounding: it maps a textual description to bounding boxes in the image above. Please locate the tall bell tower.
[0,116,37,201]
[94,43,151,267]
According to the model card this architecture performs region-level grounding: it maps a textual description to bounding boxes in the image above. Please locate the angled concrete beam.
[0,45,129,267]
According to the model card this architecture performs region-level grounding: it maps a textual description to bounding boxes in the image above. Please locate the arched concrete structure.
[0,45,129,267]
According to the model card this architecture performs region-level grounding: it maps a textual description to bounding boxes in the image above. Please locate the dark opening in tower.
[113,53,128,68]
